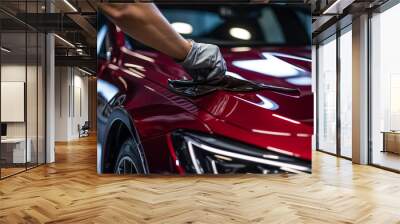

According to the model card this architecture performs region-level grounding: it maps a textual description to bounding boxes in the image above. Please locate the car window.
[161,5,309,46]
[125,4,310,50]
[295,10,312,41]
[257,7,285,44]
[162,10,224,37]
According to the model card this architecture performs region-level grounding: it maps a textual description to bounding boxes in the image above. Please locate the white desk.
[1,138,31,163]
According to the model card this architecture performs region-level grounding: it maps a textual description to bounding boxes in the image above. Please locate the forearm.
[99,3,191,60]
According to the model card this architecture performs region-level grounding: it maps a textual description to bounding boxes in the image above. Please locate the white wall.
[1,64,40,138]
[55,66,69,141]
[54,67,89,141]
[72,73,89,138]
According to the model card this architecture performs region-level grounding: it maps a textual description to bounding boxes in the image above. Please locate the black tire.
[114,138,146,174]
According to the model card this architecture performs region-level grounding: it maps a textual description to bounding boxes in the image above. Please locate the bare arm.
[99,3,226,83]
[99,3,191,61]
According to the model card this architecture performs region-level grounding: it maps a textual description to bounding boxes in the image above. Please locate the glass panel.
[26,0,41,169]
[1,31,27,177]
[37,0,46,165]
[27,31,38,169]
[371,4,400,171]
[317,36,337,154]
[0,0,46,178]
[339,28,352,158]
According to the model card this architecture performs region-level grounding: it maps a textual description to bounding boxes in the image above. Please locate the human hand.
[180,40,227,84]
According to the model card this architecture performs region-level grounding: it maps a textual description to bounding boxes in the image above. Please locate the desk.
[382,131,400,154]
[1,138,31,163]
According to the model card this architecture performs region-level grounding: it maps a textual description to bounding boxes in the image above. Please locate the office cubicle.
[0,0,46,179]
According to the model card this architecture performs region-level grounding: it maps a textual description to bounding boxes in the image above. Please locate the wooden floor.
[372,150,400,171]
[1,167,26,178]
[1,135,400,224]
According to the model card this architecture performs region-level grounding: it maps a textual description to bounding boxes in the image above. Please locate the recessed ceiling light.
[229,27,251,40]
[171,22,193,34]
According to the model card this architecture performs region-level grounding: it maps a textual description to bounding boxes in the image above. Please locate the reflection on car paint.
[232,53,306,78]
[120,46,155,63]
[268,52,312,62]
[97,6,313,175]
[272,114,301,125]
[225,71,246,80]
[233,94,279,111]
[251,129,291,136]
[97,79,119,102]
[286,76,312,86]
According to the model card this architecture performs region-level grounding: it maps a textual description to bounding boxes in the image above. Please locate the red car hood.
[122,46,313,160]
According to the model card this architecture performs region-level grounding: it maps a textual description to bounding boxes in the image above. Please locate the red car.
[97,4,313,175]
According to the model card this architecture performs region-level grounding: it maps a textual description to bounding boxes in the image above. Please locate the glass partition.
[317,35,337,154]
[339,27,352,158]
[27,31,38,169]
[0,1,46,179]
[370,4,400,171]
[1,31,28,177]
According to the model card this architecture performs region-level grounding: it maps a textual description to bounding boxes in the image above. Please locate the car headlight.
[169,130,311,174]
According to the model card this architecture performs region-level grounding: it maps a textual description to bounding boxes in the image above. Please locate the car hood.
[122,46,313,159]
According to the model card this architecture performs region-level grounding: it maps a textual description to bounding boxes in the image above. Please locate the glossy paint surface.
[98,27,313,173]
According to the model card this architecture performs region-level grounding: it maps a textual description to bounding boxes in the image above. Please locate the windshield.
[126,4,310,48]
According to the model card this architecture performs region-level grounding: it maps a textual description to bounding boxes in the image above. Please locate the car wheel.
[114,138,146,174]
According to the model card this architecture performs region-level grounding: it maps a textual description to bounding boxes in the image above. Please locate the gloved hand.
[180,40,227,84]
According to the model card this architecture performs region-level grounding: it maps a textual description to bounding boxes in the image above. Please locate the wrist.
[181,39,192,61]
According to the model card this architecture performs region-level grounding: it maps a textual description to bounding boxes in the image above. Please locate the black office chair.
[78,121,90,138]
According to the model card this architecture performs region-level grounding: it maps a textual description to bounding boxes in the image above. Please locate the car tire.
[114,138,146,174]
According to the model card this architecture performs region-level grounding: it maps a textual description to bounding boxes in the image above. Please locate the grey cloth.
[180,40,227,84]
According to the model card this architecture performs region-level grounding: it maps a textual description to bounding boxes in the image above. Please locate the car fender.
[101,106,149,174]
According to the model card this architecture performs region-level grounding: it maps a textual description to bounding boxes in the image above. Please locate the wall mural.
[97,3,313,175]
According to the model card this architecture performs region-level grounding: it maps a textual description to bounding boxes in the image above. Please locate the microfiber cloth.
[168,75,300,98]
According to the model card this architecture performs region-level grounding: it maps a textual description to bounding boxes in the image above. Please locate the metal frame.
[25,1,28,171]
[315,22,353,162]
[336,27,341,157]
[315,44,319,151]
[367,11,373,165]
